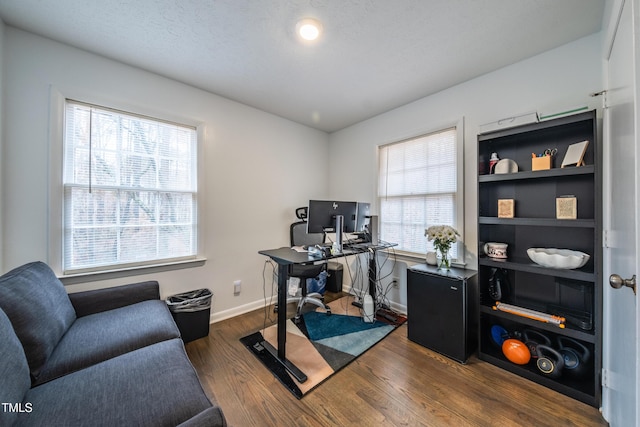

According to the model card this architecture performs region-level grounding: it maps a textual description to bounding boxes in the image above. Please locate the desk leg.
[369,250,377,302]
[276,263,287,359]
[260,262,307,383]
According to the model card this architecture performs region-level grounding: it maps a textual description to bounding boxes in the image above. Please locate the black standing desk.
[258,243,395,383]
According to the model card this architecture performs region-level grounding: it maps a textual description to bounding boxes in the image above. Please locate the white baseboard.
[210,298,273,323]
[343,284,407,315]
[388,301,407,316]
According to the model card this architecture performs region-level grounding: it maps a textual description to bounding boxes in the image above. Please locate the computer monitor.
[355,202,371,232]
[307,200,357,234]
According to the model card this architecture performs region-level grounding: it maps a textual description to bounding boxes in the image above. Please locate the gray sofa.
[0,261,226,427]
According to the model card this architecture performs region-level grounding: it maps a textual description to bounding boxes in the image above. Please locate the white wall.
[1,26,606,320]
[328,33,604,311]
[1,28,329,320]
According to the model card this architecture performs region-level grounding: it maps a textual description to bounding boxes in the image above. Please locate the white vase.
[426,251,437,266]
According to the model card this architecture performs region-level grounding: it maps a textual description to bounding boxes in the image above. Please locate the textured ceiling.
[0,0,605,132]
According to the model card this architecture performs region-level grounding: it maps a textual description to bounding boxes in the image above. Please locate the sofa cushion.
[21,339,221,427]
[0,262,76,382]
[0,308,32,427]
[35,299,180,385]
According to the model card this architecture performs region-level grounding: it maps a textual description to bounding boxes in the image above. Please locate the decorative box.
[498,199,515,218]
[532,155,551,171]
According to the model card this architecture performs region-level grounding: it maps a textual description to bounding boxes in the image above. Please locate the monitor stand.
[334,214,343,254]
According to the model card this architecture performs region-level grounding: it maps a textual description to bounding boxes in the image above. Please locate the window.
[378,125,463,259]
[62,100,198,273]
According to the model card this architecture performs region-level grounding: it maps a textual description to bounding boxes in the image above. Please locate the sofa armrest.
[177,407,227,427]
[68,281,161,317]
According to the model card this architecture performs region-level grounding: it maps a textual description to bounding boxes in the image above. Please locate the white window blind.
[63,100,198,273]
[378,127,459,258]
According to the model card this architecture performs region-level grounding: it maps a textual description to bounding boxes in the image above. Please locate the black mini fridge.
[407,264,477,363]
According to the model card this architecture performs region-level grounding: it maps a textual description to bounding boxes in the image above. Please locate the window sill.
[386,249,467,269]
[60,257,207,286]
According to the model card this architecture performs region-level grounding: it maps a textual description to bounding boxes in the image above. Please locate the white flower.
[424,225,460,252]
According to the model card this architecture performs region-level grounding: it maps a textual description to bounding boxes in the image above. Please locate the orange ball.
[502,338,531,365]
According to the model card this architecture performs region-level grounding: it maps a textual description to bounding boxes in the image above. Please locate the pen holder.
[532,155,552,171]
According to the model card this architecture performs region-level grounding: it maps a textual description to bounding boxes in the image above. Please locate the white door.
[602,0,640,425]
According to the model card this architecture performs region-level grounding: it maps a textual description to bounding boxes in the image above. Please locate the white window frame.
[48,88,206,278]
[377,119,465,262]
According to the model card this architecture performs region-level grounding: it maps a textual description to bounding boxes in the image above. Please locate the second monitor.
[355,202,370,233]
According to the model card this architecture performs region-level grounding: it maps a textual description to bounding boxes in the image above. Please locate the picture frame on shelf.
[561,140,589,168]
[556,196,577,219]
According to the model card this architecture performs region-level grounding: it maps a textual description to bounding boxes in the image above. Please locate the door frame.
[601,0,640,424]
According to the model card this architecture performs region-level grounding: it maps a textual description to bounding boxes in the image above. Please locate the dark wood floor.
[185,293,608,427]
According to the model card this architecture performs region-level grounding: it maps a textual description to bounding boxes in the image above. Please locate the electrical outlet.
[392,277,399,288]
[233,280,241,295]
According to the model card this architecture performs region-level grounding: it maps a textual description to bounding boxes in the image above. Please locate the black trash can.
[166,289,212,343]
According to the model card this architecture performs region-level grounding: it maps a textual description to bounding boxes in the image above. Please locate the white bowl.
[527,248,590,269]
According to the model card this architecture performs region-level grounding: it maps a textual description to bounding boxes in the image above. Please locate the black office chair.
[287,207,332,323]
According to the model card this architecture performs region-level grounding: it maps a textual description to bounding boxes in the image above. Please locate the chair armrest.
[68,281,160,317]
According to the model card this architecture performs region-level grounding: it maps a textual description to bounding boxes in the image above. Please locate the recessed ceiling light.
[296,18,322,41]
